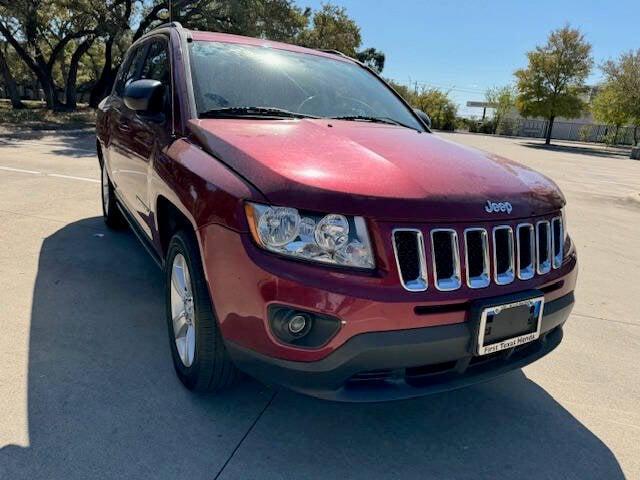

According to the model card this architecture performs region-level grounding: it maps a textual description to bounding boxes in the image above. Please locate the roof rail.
[148,21,184,33]
[317,48,349,58]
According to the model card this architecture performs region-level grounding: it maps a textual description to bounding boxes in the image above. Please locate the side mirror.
[123,79,165,114]
[413,108,432,129]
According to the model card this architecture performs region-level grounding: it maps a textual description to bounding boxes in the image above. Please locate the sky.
[303,0,639,117]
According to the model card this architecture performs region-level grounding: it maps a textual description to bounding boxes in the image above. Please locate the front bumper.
[226,292,574,402]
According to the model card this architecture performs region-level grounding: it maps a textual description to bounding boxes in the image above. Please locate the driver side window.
[139,38,171,115]
[114,46,146,97]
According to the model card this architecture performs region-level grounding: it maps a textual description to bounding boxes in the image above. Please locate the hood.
[189,118,564,222]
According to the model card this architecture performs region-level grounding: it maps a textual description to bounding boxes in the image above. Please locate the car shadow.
[519,140,632,160]
[0,217,625,479]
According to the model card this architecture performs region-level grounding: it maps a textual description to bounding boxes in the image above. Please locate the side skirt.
[115,193,164,270]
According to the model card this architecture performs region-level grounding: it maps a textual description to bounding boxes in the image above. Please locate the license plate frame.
[476,296,544,356]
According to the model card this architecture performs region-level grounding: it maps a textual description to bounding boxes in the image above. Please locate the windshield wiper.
[199,107,318,119]
[329,115,419,131]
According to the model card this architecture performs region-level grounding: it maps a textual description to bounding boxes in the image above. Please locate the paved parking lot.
[0,130,638,479]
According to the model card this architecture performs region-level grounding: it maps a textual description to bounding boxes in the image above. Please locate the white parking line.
[0,165,99,183]
[0,165,42,175]
[48,173,100,183]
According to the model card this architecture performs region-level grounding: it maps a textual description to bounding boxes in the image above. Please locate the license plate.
[476,296,544,356]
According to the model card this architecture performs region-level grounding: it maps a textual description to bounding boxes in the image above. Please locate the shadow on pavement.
[519,140,632,160]
[0,128,96,158]
[0,217,625,479]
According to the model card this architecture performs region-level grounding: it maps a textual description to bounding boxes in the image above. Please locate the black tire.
[165,229,240,392]
[100,161,126,229]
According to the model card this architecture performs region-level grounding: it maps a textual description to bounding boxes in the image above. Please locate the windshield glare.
[189,41,423,130]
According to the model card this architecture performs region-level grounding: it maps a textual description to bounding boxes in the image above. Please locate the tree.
[386,81,457,130]
[1,0,386,111]
[0,42,24,108]
[296,4,361,55]
[485,85,516,133]
[0,0,98,110]
[413,87,457,130]
[295,4,385,72]
[356,47,385,73]
[515,25,593,145]
[592,85,627,144]
[595,50,640,146]
[89,0,311,107]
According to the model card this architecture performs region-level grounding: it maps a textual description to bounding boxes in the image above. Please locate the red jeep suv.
[96,23,577,401]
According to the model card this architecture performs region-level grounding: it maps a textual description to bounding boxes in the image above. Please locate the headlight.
[245,202,375,269]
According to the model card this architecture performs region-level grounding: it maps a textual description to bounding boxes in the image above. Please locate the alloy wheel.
[170,253,196,367]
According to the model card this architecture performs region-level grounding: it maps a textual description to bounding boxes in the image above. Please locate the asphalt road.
[0,129,638,479]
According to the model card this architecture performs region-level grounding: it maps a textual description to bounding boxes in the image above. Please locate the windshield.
[188,41,423,130]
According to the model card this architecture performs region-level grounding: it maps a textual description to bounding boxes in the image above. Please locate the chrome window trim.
[430,229,461,291]
[492,225,515,285]
[392,228,428,292]
[551,216,563,269]
[516,223,535,280]
[536,220,552,274]
[463,228,490,289]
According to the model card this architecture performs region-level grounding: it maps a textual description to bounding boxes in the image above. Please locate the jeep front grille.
[536,221,551,274]
[392,229,428,292]
[493,226,515,285]
[393,216,563,292]
[430,229,461,291]
[464,228,490,288]
[516,223,535,280]
[551,217,563,268]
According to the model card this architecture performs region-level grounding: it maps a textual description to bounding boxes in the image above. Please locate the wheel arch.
[156,195,198,259]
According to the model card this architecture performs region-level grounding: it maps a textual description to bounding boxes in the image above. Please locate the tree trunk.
[545,116,555,145]
[89,36,115,108]
[0,48,25,109]
[64,39,93,110]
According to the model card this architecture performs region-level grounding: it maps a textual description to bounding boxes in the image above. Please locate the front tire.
[101,161,126,229]
[165,230,240,392]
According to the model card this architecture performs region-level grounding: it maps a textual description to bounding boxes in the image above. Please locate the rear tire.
[165,229,240,392]
[101,161,126,229]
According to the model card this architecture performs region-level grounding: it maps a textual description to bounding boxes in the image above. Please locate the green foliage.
[386,80,458,130]
[592,84,628,127]
[0,0,386,111]
[296,4,361,55]
[578,124,591,142]
[496,118,517,136]
[485,84,516,133]
[594,49,640,145]
[515,25,592,143]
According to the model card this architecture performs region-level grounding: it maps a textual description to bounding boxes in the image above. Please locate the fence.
[496,118,638,146]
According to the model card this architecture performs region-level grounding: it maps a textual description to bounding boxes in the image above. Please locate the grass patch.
[0,99,96,131]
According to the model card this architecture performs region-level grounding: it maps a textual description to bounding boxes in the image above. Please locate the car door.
[108,44,147,210]
[110,37,173,238]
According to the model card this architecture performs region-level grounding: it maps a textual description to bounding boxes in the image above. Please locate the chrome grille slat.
[536,221,552,274]
[431,229,461,291]
[392,229,428,292]
[493,226,515,285]
[551,216,563,269]
[464,228,490,289]
[516,223,535,280]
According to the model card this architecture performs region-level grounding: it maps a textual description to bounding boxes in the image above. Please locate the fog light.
[288,314,308,335]
[268,305,341,348]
